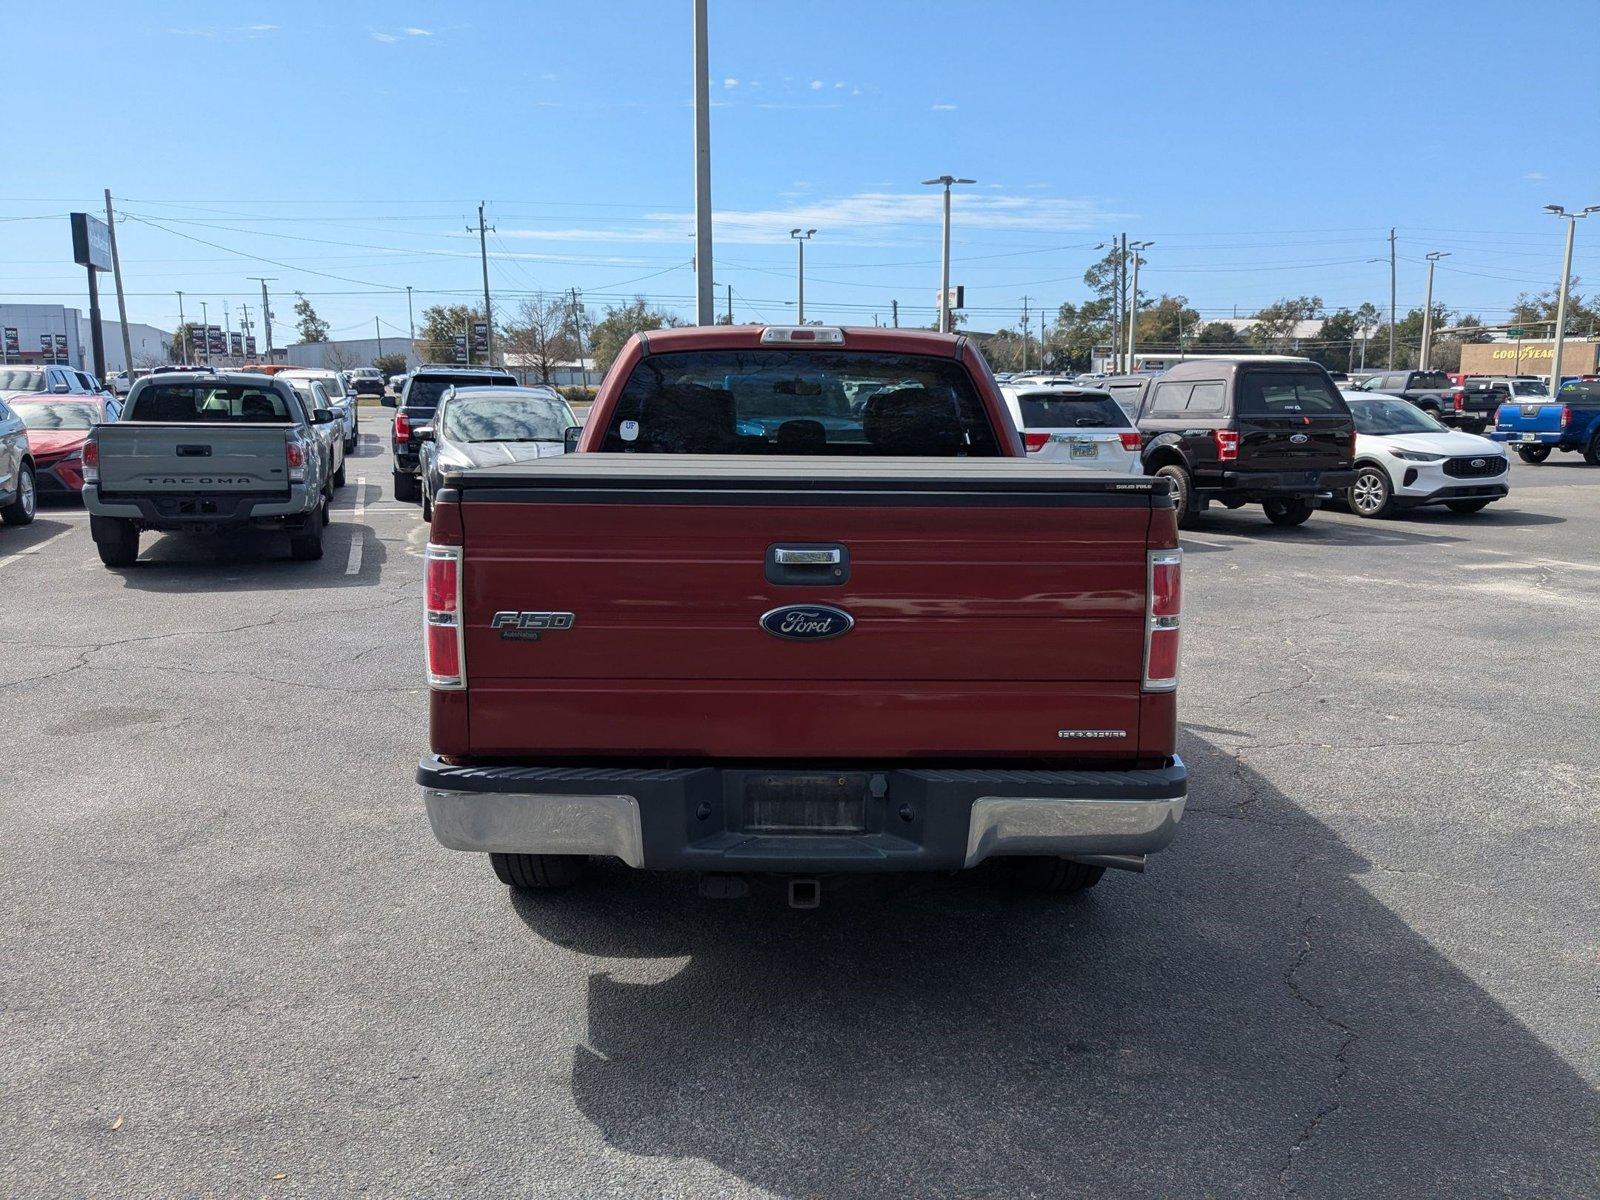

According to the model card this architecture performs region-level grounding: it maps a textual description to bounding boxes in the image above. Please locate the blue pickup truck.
[1490,379,1600,465]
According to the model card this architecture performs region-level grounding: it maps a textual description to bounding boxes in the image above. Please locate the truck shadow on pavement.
[512,732,1598,1199]
[104,526,386,592]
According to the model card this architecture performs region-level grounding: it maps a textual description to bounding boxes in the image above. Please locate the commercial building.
[283,336,419,372]
[1458,337,1600,378]
[0,304,171,375]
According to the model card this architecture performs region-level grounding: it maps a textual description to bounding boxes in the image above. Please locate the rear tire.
[1263,496,1314,526]
[991,857,1105,895]
[1516,445,1551,464]
[289,506,325,561]
[421,481,433,522]
[1,463,36,526]
[393,470,420,503]
[1585,431,1600,466]
[91,515,139,567]
[1153,463,1198,528]
[334,461,347,489]
[1446,499,1492,514]
[489,853,587,890]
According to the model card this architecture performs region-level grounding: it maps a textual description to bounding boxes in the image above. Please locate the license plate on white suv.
[1069,440,1099,459]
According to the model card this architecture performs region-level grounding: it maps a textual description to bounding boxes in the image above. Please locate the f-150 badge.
[760,604,854,641]
[491,611,575,641]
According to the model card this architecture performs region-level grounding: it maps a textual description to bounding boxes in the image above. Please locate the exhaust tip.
[788,878,821,909]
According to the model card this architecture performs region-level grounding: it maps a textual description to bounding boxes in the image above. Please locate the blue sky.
[5,0,1599,340]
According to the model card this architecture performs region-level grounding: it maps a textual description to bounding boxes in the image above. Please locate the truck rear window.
[600,349,1003,455]
[404,376,516,414]
[1239,371,1348,416]
[1014,391,1129,429]
[129,383,297,423]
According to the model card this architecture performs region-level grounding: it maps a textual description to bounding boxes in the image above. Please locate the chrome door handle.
[774,547,841,565]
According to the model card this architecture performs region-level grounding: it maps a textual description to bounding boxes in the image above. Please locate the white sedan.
[999,384,1144,474]
[1341,391,1510,518]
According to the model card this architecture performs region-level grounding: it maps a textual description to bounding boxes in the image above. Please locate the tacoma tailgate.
[95,423,291,494]
[449,455,1164,761]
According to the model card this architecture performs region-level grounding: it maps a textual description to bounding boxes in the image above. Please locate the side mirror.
[563,426,582,453]
[51,382,70,394]
[415,426,435,441]
[313,408,336,424]
[380,395,397,408]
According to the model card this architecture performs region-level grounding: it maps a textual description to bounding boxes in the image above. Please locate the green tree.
[414,304,486,365]
[168,322,206,363]
[1510,281,1599,338]
[1245,295,1323,352]
[500,295,576,384]
[372,352,409,378]
[293,294,329,343]
[974,328,1026,372]
[1135,295,1200,350]
[1313,309,1360,371]
[1191,321,1244,349]
[588,297,683,376]
[1047,297,1114,370]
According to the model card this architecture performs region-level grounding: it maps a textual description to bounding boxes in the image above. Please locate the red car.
[10,395,116,496]
[418,325,1188,905]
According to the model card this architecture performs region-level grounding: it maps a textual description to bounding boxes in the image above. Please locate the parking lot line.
[345,478,366,576]
[0,527,72,568]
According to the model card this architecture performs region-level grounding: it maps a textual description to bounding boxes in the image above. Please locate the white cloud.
[834,82,845,89]
[540,71,559,81]
[1524,171,1547,181]
[810,79,823,90]
[723,77,739,87]
[371,31,398,42]
[245,23,278,32]
[403,26,432,35]
[496,189,1117,248]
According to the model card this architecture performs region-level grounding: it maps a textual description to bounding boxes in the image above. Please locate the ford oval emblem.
[1472,457,1485,467]
[760,604,854,641]
[1289,433,1309,444]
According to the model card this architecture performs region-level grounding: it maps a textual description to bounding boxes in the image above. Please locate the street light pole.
[248,277,276,362]
[789,229,815,323]
[1420,251,1449,370]
[1388,227,1398,367]
[922,175,974,334]
[1544,204,1599,394]
[1126,240,1153,370]
[692,0,715,326]
[176,291,187,364]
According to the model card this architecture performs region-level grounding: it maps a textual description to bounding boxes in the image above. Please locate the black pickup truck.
[1107,357,1356,528]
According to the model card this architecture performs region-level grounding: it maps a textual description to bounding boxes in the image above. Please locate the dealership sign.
[2,328,17,360]
[69,213,112,271]
[452,334,468,363]
[472,321,489,358]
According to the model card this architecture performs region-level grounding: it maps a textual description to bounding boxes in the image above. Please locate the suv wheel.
[989,857,1105,895]
[1153,463,1197,528]
[0,462,36,526]
[392,470,420,503]
[1263,497,1314,526]
[1585,430,1600,466]
[489,853,587,890]
[1348,465,1393,518]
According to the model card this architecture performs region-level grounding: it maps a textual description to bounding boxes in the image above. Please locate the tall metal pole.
[1127,241,1152,371]
[103,190,134,375]
[789,229,814,323]
[200,301,210,366]
[249,277,276,361]
[85,264,106,380]
[1420,251,1448,370]
[726,283,733,324]
[176,290,187,364]
[923,176,974,334]
[1388,227,1397,368]
[376,316,384,359]
[1547,210,1584,394]
[692,0,715,326]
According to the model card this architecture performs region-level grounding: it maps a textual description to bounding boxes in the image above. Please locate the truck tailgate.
[448,455,1165,761]
[1493,402,1565,437]
[95,423,291,493]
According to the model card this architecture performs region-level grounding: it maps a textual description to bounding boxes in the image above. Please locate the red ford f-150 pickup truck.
[418,325,1187,904]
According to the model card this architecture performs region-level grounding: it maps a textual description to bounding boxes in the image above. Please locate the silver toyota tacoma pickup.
[83,371,341,567]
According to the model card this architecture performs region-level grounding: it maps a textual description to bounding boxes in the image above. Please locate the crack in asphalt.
[1278,854,1359,1196]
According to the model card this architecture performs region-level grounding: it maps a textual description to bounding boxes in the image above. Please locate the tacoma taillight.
[1118,430,1143,451]
[395,411,413,442]
[1212,429,1239,462]
[286,440,306,483]
[81,437,99,485]
[1023,432,1050,453]
[424,543,465,689]
[1144,550,1181,692]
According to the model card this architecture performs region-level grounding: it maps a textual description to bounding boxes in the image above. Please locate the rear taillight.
[424,543,465,689]
[1452,389,1464,412]
[395,411,413,441]
[1118,430,1143,451]
[286,440,306,483]
[1561,405,1572,428]
[1212,429,1239,462]
[1144,550,1181,692]
[1023,432,1050,453]
[81,438,99,485]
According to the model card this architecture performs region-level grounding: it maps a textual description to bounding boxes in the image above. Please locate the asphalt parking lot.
[2,420,1596,1198]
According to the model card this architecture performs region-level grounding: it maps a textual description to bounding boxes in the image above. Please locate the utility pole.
[568,288,587,386]
[103,190,134,376]
[1039,311,1047,368]
[249,277,276,361]
[200,300,210,365]
[469,203,495,364]
[176,291,187,364]
[1388,227,1397,367]
[923,175,975,334]
[1127,241,1153,371]
[1020,296,1032,370]
[375,316,384,359]
[1420,252,1449,370]
[1544,204,1599,393]
[240,302,253,360]
[726,283,733,324]
[692,0,715,326]
[891,300,899,328]
[790,228,815,323]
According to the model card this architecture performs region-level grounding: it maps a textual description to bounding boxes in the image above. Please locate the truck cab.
[417,326,1189,904]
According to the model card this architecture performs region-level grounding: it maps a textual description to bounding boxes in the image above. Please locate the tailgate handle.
[176,444,212,457]
[767,543,849,586]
